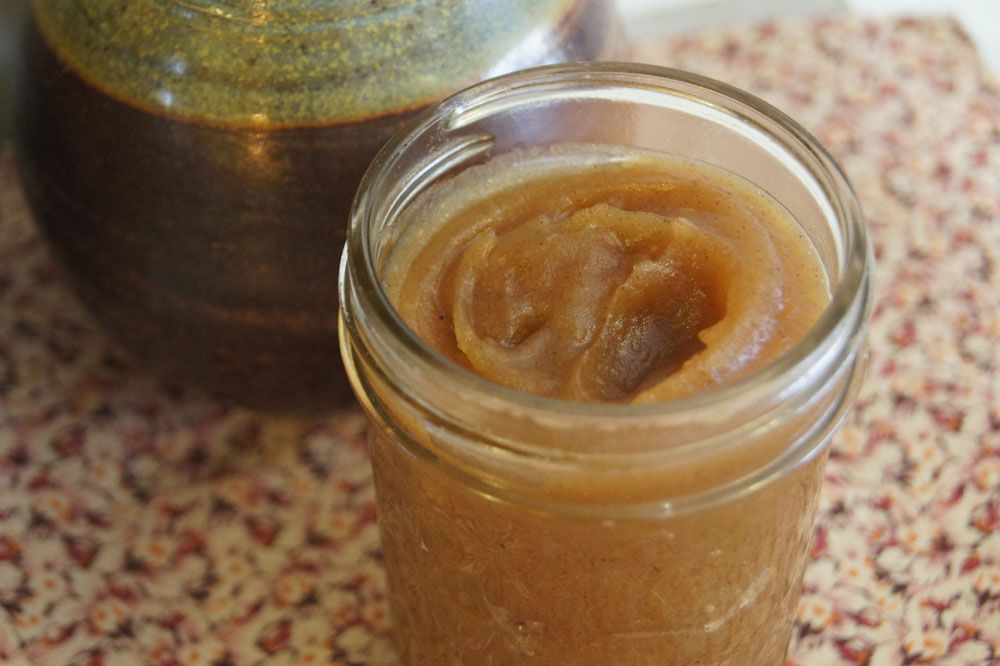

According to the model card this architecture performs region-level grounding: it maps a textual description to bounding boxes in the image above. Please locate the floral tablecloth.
[0,15,998,666]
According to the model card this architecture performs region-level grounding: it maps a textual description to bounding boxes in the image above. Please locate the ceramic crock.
[14,0,621,411]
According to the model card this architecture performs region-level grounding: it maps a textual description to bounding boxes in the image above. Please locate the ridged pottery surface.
[14,0,620,411]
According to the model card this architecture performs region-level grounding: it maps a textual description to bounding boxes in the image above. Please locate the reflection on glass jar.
[340,64,872,664]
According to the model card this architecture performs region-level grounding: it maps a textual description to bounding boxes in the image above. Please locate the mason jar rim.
[343,61,872,425]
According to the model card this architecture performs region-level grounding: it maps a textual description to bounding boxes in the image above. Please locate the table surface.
[0,15,998,666]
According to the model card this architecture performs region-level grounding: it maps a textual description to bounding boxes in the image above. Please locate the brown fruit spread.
[371,144,832,664]
[384,145,828,402]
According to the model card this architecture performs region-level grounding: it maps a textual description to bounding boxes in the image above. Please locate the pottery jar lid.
[33,0,584,128]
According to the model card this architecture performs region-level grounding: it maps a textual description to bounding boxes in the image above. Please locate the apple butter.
[384,145,828,403]
[338,64,872,666]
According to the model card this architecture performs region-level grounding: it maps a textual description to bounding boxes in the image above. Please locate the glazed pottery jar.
[14,0,620,411]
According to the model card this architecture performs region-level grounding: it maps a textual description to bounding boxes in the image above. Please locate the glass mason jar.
[340,63,872,665]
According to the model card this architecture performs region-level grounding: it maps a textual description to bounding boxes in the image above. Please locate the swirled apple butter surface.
[371,145,832,665]
[384,146,828,399]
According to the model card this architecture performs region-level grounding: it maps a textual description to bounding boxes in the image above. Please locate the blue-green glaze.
[33,0,577,126]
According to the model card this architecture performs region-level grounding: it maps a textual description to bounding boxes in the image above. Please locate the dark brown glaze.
[15,21,402,410]
[13,2,620,412]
